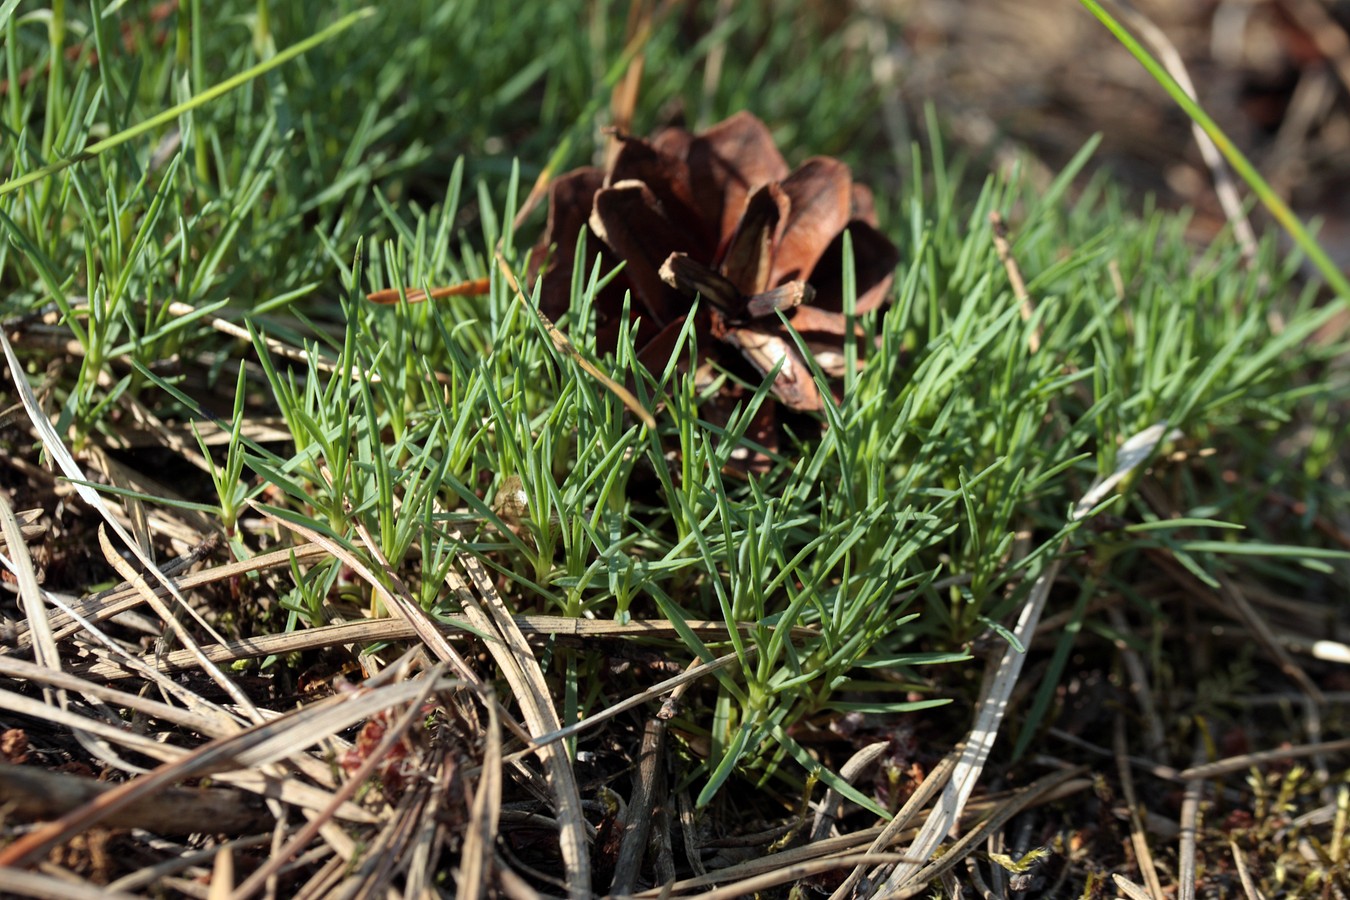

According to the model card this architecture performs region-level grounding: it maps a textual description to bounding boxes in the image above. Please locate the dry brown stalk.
[73,614,798,682]
[1115,713,1166,899]
[0,764,271,835]
[0,675,454,869]
[459,694,503,900]
[444,533,592,900]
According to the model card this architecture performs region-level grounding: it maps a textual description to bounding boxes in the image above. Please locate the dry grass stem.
[828,748,959,900]
[682,853,914,900]
[1177,736,1350,781]
[1114,713,1165,898]
[0,674,451,867]
[1107,604,1167,755]
[445,531,591,899]
[256,505,488,692]
[208,845,234,900]
[1229,839,1266,900]
[880,423,1177,891]
[3,329,264,721]
[812,740,891,842]
[494,249,656,430]
[635,824,897,894]
[0,656,240,738]
[75,613,763,681]
[227,668,445,899]
[503,650,743,765]
[29,538,299,642]
[365,277,492,305]
[1106,0,1258,261]
[1,867,142,900]
[1178,734,1205,900]
[1115,874,1156,900]
[988,211,1041,353]
[163,301,367,380]
[0,506,44,553]
[105,836,274,894]
[893,767,1091,895]
[460,693,503,900]
[0,493,58,688]
[610,717,666,894]
[95,524,260,720]
[0,764,270,835]
[402,745,459,897]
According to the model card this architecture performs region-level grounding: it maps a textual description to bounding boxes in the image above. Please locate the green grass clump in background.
[0,0,1344,814]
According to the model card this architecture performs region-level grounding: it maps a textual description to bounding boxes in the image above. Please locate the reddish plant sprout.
[1,728,30,764]
[528,112,900,465]
[340,706,426,798]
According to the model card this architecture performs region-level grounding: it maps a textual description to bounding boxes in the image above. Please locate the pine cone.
[529,112,899,461]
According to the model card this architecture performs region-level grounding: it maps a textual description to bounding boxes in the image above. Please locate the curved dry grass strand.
[447,534,592,899]
[1107,0,1257,262]
[0,675,455,868]
[827,749,960,900]
[460,692,503,900]
[879,423,1180,893]
[0,329,262,722]
[811,740,891,842]
[74,613,773,681]
[495,249,656,430]
[228,669,445,900]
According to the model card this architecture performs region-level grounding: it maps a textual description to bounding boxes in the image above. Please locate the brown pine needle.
[365,277,492,305]
[494,249,657,429]
[989,210,1041,354]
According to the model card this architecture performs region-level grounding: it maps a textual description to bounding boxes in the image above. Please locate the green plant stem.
[1078,0,1350,301]
[0,7,375,199]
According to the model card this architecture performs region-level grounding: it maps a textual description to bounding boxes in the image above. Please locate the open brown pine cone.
[528,111,900,463]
